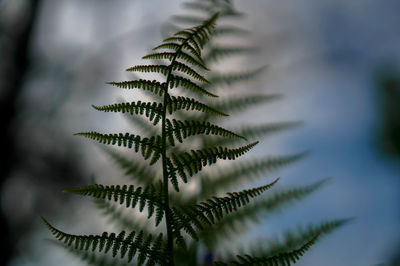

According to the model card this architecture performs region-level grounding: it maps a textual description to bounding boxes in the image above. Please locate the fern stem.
[161,76,174,266]
[162,28,205,265]
[161,40,184,266]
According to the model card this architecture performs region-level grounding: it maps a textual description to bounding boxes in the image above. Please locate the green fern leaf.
[205,122,302,147]
[167,95,228,116]
[199,152,307,199]
[41,217,165,264]
[63,184,164,225]
[172,61,209,83]
[169,74,217,97]
[214,234,319,266]
[92,101,163,125]
[169,141,259,183]
[125,65,169,76]
[166,119,245,146]
[199,179,329,246]
[143,51,208,70]
[74,132,161,164]
[174,178,279,236]
[107,80,165,96]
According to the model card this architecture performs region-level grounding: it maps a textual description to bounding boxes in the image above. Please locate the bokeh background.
[1,0,399,265]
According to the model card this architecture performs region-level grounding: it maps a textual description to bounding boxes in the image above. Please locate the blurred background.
[0,0,399,265]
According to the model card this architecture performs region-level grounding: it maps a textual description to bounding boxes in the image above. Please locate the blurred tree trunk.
[0,0,41,264]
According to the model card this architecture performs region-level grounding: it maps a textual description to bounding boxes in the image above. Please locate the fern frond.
[166,119,245,146]
[74,132,161,164]
[154,38,202,61]
[167,95,228,116]
[64,183,164,225]
[169,142,259,183]
[199,152,307,199]
[205,122,301,147]
[107,80,165,96]
[210,94,281,113]
[153,42,181,52]
[41,217,165,264]
[92,101,163,125]
[174,12,218,49]
[199,179,328,246]
[169,74,218,97]
[214,234,319,266]
[103,148,159,185]
[143,51,208,70]
[125,65,169,76]
[172,61,209,83]
[173,178,279,238]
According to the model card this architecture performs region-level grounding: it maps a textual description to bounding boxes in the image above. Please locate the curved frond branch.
[74,132,161,164]
[125,65,169,76]
[199,152,307,199]
[198,179,330,246]
[173,179,279,238]
[64,184,164,226]
[92,101,163,125]
[143,51,208,70]
[214,234,319,266]
[41,217,166,265]
[107,80,165,97]
[167,96,228,116]
[166,119,245,146]
[205,122,302,147]
[153,42,181,52]
[172,61,209,83]
[169,142,259,182]
[169,75,218,97]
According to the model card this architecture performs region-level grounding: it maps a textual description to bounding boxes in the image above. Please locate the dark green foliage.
[214,234,319,266]
[42,217,166,265]
[43,2,346,265]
